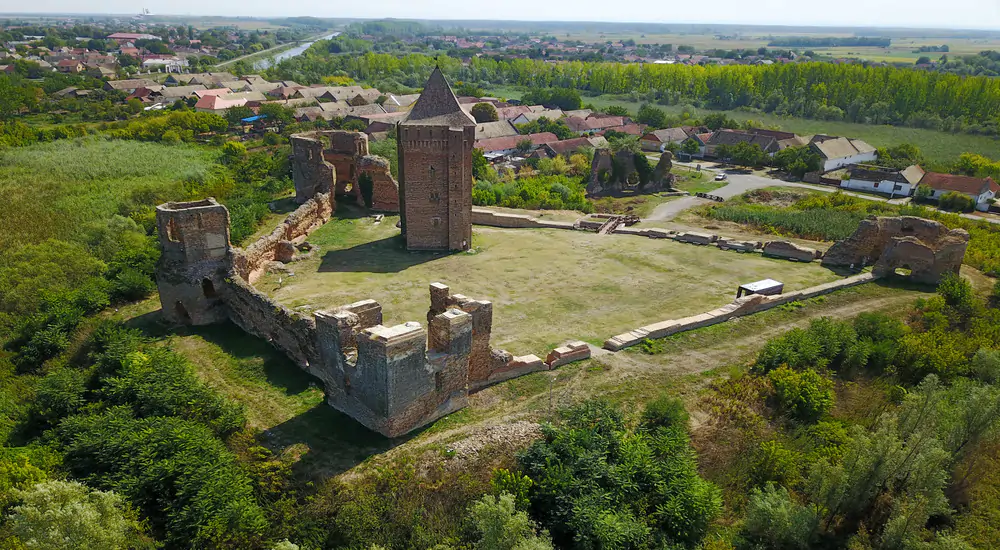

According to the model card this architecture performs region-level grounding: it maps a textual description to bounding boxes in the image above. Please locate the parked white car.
[714,173,728,181]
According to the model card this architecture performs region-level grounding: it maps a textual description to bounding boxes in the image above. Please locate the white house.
[918,172,1000,211]
[841,165,924,198]
[810,136,878,172]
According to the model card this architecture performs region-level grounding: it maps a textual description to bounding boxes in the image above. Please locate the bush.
[472,175,592,212]
[741,484,818,549]
[768,367,834,423]
[641,394,690,430]
[751,440,802,488]
[938,191,976,212]
[518,400,721,548]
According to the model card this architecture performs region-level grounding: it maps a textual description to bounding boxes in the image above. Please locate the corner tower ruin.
[155,199,232,325]
[397,67,476,251]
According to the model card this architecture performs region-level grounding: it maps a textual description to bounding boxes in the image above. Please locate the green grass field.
[256,209,841,355]
[0,138,215,249]
[489,86,998,166]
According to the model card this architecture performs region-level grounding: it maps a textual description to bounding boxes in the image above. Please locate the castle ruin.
[397,67,476,251]
[821,216,969,284]
[153,70,556,437]
[290,130,399,212]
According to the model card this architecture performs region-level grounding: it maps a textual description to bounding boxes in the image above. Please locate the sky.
[7,0,1000,30]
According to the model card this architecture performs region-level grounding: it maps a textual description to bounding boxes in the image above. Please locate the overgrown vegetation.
[703,189,1000,275]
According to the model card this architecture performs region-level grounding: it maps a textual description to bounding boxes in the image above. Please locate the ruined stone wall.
[155,199,232,325]
[398,125,474,251]
[358,155,400,212]
[232,191,336,284]
[471,208,577,230]
[290,134,335,203]
[605,272,877,351]
[822,216,969,284]
[292,130,399,212]
[223,275,320,368]
[428,283,495,389]
[587,149,673,196]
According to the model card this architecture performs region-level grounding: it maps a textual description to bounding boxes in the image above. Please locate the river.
[253,31,340,70]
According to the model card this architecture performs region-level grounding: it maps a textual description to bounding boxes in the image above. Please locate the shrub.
[938,191,976,212]
[641,394,689,430]
[971,348,1000,384]
[741,484,818,550]
[768,367,834,423]
[467,492,554,550]
[751,440,802,488]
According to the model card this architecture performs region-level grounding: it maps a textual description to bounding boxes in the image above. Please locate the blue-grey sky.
[8,0,1000,30]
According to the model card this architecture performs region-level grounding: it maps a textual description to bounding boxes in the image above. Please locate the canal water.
[253,31,340,70]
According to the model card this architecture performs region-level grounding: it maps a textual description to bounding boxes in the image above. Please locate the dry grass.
[257,211,842,356]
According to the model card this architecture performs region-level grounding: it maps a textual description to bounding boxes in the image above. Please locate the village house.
[509,109,564,125]
[640,127,703,152]
[704,129,780,157]
[55,59,83,73]
[563,115,627,135]
[918,172,999,211]
[194,94,248,114]
[841,165,925,198]
[536,135,608,158]
[475,132,559,156]
[809,135,878,172]
[104,78,159,93]
[475,120,519,141]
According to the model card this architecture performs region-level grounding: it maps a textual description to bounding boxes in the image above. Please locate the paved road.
[648,169,1000,225]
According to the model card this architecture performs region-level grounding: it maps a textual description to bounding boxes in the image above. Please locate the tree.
[681,138,701,155]
[0,75,37,121]
[8,480,149,550]
[472,148,493,181]
[742,484,819,549]
[224,105,254,127]
[518,400,721,548]
[515,138,532,156]
[467,493,554,550]
[258,103,294,125]
[471,102,499,123]
[636,103,669,128]
[601,105,630,116]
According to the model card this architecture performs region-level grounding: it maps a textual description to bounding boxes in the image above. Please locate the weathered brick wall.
[223,275,319,368]
[359,155,400,212]
[291,135,336,203]
[398,125,474,251]
[232,191,336,283]
[155,199,232,325]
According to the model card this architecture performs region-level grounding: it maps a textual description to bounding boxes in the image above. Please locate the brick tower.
[155,198,232,325]
[397,67,476,251]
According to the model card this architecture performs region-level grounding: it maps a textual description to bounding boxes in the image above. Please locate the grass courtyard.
[258,211,843,355]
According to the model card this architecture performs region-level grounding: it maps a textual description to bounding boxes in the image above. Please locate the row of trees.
[266,49,1000,130]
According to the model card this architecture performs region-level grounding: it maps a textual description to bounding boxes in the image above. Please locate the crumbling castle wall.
[232,191,336,284]
[588,149,674,196]
[290,134,336,203]
[358,155,399,212]
[822,216,969,284]
[224,276,319,368]
[291,130,400,213]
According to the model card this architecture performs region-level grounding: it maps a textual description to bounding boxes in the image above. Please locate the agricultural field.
[257,208,842,355]
[0,138,215,249]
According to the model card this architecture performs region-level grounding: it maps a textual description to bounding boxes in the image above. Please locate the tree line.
[265,48,1000,134]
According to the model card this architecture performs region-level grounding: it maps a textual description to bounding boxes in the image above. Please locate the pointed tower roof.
[401,66,475,127]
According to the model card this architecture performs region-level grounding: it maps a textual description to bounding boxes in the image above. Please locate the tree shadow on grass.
[188,322,317,396]
[319,236,452,273]
[261,403,423,479]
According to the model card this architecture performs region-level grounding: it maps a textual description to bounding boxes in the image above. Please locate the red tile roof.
[475,132,559,153]
[920,172,998,195]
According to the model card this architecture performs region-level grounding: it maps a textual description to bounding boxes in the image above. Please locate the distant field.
[490,86,999,166]
[258,211,841,355]
[0,138,214,250]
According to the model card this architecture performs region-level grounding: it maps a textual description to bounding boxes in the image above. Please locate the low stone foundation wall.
[471,208,577,230]
[604,272,876,351]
